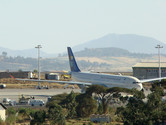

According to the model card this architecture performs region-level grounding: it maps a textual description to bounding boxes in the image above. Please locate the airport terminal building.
[132,62,166,79]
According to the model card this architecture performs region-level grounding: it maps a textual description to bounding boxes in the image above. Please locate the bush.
[6,114,16,124]
[48,103,66,125]
[0,118,5,125]
[76,94,97,117]
[7,107,16,115]
[31,110,46,125]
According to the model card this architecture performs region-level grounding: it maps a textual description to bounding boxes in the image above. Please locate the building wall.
[0,106,6,121]
[133,67,166,79]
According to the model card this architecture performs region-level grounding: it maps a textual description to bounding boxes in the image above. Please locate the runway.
[0,88,81,103]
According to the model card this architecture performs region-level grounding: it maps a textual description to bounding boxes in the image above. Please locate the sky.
[0,0,166,54]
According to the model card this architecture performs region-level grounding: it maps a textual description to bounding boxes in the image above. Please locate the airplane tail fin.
[67,47,80,72]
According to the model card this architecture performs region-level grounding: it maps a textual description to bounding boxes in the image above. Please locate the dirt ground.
[0,78,79,89]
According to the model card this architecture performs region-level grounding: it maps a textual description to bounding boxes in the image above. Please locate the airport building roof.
[133,62,166,68]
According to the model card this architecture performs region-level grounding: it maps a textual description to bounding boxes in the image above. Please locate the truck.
[45,73,60,80]
[29,99,45,106]
[18,95,30,105]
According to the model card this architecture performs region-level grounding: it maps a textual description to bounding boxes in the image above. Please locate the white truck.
[29,99,45,106]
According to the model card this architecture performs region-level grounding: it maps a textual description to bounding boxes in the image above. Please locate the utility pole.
[155,44,163,80]
[35,45,42,89]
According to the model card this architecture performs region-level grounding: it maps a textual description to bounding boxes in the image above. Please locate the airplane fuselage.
[71,72,143,90]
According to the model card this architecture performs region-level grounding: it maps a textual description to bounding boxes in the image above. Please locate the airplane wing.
[139,77,166,83]
[14,78,92,86]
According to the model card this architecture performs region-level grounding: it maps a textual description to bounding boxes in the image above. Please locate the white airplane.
[13,47,166,91]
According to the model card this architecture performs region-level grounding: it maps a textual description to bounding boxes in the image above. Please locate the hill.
[0,47,165,72]
[73,47,153,58]
[73,34,166,54]
[60,47,164,72]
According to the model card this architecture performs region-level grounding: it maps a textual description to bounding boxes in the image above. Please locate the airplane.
[11,47,166,91]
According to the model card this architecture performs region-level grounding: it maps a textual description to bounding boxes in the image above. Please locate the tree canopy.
[116,86,166,125]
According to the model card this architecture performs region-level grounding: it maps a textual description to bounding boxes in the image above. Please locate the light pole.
[35,45,42,89]
[155,44,163,79]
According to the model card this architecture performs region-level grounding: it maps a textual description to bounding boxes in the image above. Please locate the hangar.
[132,62,166,79]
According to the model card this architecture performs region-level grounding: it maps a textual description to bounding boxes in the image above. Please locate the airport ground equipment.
[45,73,60,80]
[18,94,30,105]
[3,98,16,106]
[29,99,44,106]
[3,98,11,104]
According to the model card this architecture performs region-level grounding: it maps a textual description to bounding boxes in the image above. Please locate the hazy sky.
[0,0,166,53]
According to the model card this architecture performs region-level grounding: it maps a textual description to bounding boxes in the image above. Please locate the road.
[0,88,81,103]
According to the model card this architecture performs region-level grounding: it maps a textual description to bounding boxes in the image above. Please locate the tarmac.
[0,88,81,103]
[0,88,154,106]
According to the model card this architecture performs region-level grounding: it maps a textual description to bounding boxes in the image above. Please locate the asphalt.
[0,88,155,107]
[0,88,81,103]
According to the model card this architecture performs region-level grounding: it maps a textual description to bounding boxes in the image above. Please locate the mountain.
[73,34,166,54]
[0,34,164,58]
[0,47,57,58]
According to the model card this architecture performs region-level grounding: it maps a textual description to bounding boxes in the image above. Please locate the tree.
[18,108,31,119]
[86,85,109,113]
[46,93,68,107]
[86,85,135,114]
[146,86,165,124]
[116,95,148,124]
[18,108,37,122]
[33,69,38,73]
[61,90,77,118]
[76,94,97,117]
[30,110,46,125]
[48,103,66,125]
[116,86,166,125]
[152,79,166,89]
